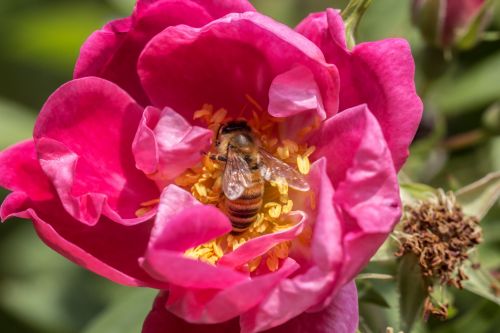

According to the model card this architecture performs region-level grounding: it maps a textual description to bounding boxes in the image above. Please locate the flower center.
[175,100,315,272]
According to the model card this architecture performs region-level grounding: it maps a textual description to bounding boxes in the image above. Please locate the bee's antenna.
[237,103,248,120]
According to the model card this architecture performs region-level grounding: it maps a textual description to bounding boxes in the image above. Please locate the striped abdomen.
[225,171,264,234]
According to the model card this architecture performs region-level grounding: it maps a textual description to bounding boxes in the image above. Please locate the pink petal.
[142,248,247,290]
[141,186,243,289]
[33,77,159,226]
[73,17,132,80]
[143,281,357,333]
[75,1,209,104]
[76,0,255,105]
[148,185,201,243]
[132,106,212,186]
[443,0,485,46]
[268,65,325,119]
[134,0,256,19]
[0,141,164,287]
[142,292,240,333]
[312,104,401,229]
[218,211,305,269]
[0,140,52,204]
[239,266,335,333]
[307,158,343,271]
[138,12,338,120]
[311,104,400,291]
[261,281,359,333]
[297,9,423,170]
[166,259,299,323]
[335,232,389,289]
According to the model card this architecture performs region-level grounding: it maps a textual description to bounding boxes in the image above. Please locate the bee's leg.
[204,152,227,162]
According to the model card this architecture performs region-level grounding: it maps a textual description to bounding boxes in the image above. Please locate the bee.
[209,121,310,234]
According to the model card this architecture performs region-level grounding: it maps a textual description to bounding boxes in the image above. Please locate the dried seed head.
[396,190,482,319]
[397,190,482,286]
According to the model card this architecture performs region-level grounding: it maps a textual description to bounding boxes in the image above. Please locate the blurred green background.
[0,0,498,332]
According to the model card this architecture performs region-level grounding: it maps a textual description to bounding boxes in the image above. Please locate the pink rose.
[412,0,492,48]
[0,1,422,332]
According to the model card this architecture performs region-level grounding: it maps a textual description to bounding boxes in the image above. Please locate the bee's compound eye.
[233,133,253,147]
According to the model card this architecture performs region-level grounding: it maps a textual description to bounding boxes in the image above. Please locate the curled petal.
[239,266,334,333]
[0,141,164,287]
[297,9,423,170]
[167,259,299,323]
[257,281,359,333]
[0,140,53,204]
[307,158,343,271]
[139,12,338,120]
[142,292,240,333]
[143,281,357,333]
[141,186,242,289]
[268,65,325,119]
[312,104,400,290]
[33,77,159,226]
[218,211,305,269]
[133,106,212,186]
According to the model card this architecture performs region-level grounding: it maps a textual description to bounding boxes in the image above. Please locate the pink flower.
[0,1,422,333]
[411,0,492,48]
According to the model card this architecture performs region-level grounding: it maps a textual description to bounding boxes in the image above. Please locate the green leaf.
[357,281,391,308]
[397,254,427,333]
[83,288,157,333]
[462,261,500,306]
[400,182,437,206]
[431,52,500,115]
[455,171,500,219]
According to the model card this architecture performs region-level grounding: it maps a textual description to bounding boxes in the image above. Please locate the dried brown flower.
[396,190,482,319]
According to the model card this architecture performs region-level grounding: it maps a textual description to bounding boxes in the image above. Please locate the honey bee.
[209,121,310,234]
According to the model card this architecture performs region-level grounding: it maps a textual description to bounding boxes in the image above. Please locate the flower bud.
[412,0,493,49]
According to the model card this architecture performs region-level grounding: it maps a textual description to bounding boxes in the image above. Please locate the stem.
[341,0,373,49]
[442,129,487,151]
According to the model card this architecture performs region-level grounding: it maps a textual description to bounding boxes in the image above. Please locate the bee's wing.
[222,148,253,200]
[259,148,310,191]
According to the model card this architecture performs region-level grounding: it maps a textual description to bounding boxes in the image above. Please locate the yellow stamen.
[135,198,161,217]
[194,104,213,121]
[266,254,279,272]
[248,256,262,272]
[135,207,151,217]
[212,108,228,124]
[297,155,311,175]
[283,200,293,214]
[140,198,160,207]
[245,94,264,112]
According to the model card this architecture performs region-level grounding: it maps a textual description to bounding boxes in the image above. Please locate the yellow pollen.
[248,256,262,272]
[266,202,282,219]
[245,94,264,112]
[266,254,279,272]
[173,102,314,271]
[297,155,311,175]
[212,108,228,124]
[135,198,161,217]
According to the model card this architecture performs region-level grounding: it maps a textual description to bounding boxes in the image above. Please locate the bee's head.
[216,121,256,154]
[219,121,251,135]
